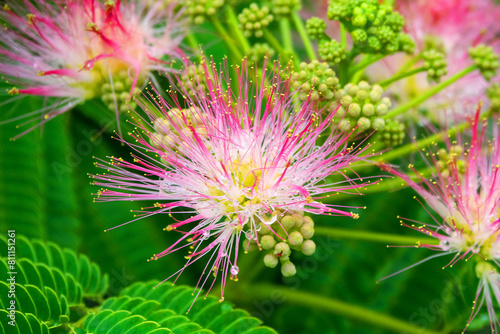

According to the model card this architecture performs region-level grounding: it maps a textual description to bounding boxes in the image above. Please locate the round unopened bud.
[261,235,276,250]
[381,97,391,107]
[300,223,315,239]
[341,95,353,105]
[281,261,297,277]
[358,81,370,90]
[376,103,388,116]
[149,133,165,148]
[346,84,359,96]
[362,103,374,116]
[348,103,361,117]
[356,89,368,101]
[357,117,371,131]
[258,223,271,235]
[301,240,316,256]
[274,242,291,257]
[437,148,448,161]
[288,231,304,246]
[264,254,279,268]
[243,239,258,252]
[338,119,352,132]
[293,216,305,228]
[372,118,385,130]
[281,215,296,229]
[369,90,381,102]
[302,216,314,226]
[450,145,463,156]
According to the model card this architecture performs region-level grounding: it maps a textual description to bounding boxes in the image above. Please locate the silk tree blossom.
[91,59,375,302]
[366,0,500,124]
[379,109,500,332]
[0,0,184,137]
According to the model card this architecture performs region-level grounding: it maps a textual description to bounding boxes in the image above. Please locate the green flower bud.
[372,117,385,130]
[423,49,448,82]
[281,215,296,229]
[362,103,374,116]
[302,216,314,226]
[300,223,315,239]
[357,117,371,131]
[247,43,275,66]
[348,103,361,117]
[274,242,291,257]
[264,254,279,268]
[301,240,316,256]
[243,239,258,252]
[306,17,327,40]
[258,222,271,234]
[261,235,276,250]
[375,103,388,116]
[338,119,352,132]
[281,260,296,277]
[487,83,500,113]
[318,40,347,65]
[288,231,304,246]
[379,120,405,147]
[469,44,500,81]
[291,60,340,102]
[239,3,274,38]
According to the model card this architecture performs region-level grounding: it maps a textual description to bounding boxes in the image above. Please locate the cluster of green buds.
[327,0,415,55]
[422,49,447,82]
[238,3,274,38]
[271,0,301,18]
[487,83,500,113]
[435,144,465,178]
[290,60,340,101]
[468,44,500,81]
[179,62,209,99]
[245,211,316,277]
[101,70,141,113]
[148,107,206,149]
[378,120,405,147]
[247,43,275,66]
[334,81,392,133]
[318,40,347,65]
[181,0,224,25]
[305,17,327,40]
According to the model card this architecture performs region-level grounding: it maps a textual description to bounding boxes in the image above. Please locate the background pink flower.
[0,0,184,136]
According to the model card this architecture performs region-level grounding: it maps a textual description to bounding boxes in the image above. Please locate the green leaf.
[0,235,109,298]
[115,281,275,334]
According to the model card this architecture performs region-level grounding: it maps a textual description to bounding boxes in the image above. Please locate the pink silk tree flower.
[91,59,375,303]
[0,0,184,137]
[379,108,500,332]
[367,0,500,123]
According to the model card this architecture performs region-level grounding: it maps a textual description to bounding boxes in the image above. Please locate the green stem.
[396,52,423,75]
[349,54,385,73]
[315,226,439,246]
[235,284,444,334]
[210,15,243,61]
[225,6,250,53]
[384,65,477,119]
[379,122,470,162]
[379,67,426,87]
[291,11,317,61]
[340,23,347,49]
[263,28,299,68]
[185,34,201,59]
[280,17,294,55]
